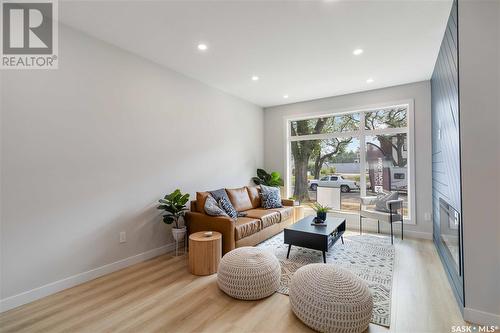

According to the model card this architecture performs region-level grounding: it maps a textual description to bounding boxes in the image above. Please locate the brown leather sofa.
[185,186,295,254]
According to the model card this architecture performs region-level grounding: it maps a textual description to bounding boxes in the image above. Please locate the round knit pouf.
[217,247,281,300]
[289,264,373,333]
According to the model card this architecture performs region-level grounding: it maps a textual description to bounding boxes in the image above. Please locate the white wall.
[459,0,500,325]
[263,81,432,237]
[0,25,263,309]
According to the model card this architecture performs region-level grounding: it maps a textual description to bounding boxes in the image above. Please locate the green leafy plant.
[252,169,284,187]
[310,202,331,214]
[157,189,190,229]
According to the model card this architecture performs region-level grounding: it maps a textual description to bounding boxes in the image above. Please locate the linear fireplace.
[436,199,464,305]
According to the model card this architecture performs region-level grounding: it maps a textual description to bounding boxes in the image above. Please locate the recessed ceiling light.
[353,48,364,56]
[283,94,289,99]
[251,75,259,81]
[366,78,374,84]
[197,43,208,51]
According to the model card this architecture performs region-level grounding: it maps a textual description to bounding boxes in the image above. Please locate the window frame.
[283,100,416,224]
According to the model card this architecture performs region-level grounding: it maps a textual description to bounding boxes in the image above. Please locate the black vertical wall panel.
[431,0,464,307]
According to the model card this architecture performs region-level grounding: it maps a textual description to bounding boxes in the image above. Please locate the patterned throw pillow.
[260,185,283,209]
[209,188,238,218]
[375,191,399,213]
[218,197,238,219]
[209,188,230,202]
[204,195,228,217]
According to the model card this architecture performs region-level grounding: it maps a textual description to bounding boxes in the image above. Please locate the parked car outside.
[308,175,360,193]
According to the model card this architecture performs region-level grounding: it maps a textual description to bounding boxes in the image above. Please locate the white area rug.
[257,231,395,327]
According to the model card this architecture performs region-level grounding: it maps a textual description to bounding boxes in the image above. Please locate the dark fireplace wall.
[430,0,464,307]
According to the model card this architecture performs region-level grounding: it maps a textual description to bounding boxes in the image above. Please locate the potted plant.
[157,189,190,241]
[252,168,284,187]
[252,168,285,197]
[310,202,331,222]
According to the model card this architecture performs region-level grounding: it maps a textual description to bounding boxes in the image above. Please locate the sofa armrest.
[281,199,295,206]
[189,200,198,212]
[185,212,236,255]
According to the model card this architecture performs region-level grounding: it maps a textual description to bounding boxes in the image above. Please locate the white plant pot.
[171,226,187,242]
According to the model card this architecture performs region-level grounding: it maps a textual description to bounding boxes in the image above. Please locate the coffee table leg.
[287,244,292,259]
[341,236,344,244]
[322,251,326,263]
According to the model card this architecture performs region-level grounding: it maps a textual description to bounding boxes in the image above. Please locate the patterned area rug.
[257,231,394,327]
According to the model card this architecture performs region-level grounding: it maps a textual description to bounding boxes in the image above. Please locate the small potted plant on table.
[311,202,331,222]
[157,189,190,241]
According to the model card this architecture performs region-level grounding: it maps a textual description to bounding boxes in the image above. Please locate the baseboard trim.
[0,242,179,313]
[464,307,500,326]
[403,230,433,240]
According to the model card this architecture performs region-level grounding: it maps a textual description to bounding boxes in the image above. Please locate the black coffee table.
[284,215,346,263]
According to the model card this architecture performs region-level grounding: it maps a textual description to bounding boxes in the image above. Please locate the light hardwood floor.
[0,235,466,333]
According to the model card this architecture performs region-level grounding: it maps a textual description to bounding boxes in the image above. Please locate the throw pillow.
[209,188,230,202]
[218,197,238,219]
[204,195,228,217]
[260,184,283,209]
[375,191,399,213]
[209,188,238,218]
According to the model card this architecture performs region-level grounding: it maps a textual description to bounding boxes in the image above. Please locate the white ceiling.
[59,0,452,107]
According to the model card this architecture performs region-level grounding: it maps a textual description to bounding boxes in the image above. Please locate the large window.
[286,104,413,221]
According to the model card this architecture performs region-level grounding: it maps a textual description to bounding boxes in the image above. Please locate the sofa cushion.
[226,187,253,212]
[209,188,232,203]
[234,217,261,241]
[269,206,294,221]
[245,209,281,228]
[246,186,261,208]
[196,192,210,213]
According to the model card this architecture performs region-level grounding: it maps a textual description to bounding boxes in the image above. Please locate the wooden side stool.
[188,231,222,276]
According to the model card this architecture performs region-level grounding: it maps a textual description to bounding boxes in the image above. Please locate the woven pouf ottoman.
[289,264,373,333]
[217,247,281,300]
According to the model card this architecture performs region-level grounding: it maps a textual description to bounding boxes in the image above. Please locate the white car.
[308,175,360,193]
